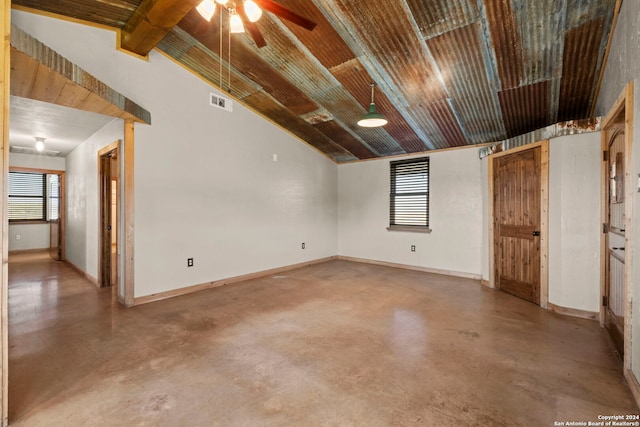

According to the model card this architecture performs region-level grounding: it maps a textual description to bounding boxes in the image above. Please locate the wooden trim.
[98,141,119,289]
[600,124,609,327]
[546,302,598,321]
[337,256,483,281]
[625,369,640,411]
[622,81,634,373]
[8,166,64,174]
[599,81,634,372]
[133,256,338,306]
[490,138,547,159]
[487,153,495,288]
[64,259,98,286]
[539,141,549,309]
[1,1,10,422]
[480,279,490,287]
[589,0,623,118]
[488,140,549,307]
[123,121,135,307]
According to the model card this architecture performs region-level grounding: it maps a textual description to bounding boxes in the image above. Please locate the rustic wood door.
[493,147,541,304]
[605,128,626,357]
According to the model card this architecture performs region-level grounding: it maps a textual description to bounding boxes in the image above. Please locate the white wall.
[548,133,601,312]
[8,153,65,251]
[12,10,339,298]
[65,118,123,280]
[596,0,640,381]
[338,148,484,277]
[9,152,65,170]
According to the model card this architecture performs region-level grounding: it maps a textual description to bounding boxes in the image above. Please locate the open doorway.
[98,141,120,299]
[600,82,634,369]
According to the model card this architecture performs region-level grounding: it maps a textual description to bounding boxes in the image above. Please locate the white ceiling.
[9,96,115,157]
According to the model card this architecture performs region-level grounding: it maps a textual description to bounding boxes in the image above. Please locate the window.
[389,157,430,231]
[8,171,59,222]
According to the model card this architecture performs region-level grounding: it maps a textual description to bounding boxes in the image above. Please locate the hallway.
[8,253,638,426]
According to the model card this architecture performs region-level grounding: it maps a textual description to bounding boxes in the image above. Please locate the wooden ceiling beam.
[120,0,201,57]
[11,26,151,124]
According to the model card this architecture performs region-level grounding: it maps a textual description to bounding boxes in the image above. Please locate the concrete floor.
[8,253,638,426]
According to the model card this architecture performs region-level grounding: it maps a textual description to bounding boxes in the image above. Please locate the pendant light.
[357,82,387,127]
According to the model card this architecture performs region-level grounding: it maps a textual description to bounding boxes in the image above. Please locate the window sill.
[387,225,432,233]
[9,220,51,225]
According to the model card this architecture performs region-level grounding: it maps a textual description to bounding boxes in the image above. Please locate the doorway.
[98,142,120,295]
[600,82,633,368]
[47,173,64,261]
[603,127,625,357]
[490,141,549,306]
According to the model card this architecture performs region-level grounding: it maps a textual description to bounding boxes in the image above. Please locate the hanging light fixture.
[244,0,262,22]
[357,82,387,127]
[229,9,245,33]
[196,0,217,21]
[197,0,262,26]
[35,137,46,152]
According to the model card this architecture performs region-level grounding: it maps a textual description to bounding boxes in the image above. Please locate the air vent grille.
[10,146,62,157]
[210,93,233,112]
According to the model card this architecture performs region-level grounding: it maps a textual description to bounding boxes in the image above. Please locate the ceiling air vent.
[10,145,62,157]
[210,93,233,113]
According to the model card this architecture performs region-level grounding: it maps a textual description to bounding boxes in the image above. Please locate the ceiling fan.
[195,0,317,48]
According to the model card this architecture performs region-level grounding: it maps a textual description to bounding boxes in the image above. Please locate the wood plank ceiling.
[11,0,618,163]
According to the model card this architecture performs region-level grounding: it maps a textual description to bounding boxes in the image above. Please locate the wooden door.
[604,128,625,357]
[493,147,541,304]
[99,155,112,287]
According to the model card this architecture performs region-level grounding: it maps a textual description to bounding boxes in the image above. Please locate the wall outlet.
[301,242,305,249]
[411,245,416,252]
[15,235,21,240]
[187,258,194,267]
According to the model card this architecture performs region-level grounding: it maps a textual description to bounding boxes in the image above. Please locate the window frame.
[8,171,48,223]
[387,156,431,233]
[8,168,64,224]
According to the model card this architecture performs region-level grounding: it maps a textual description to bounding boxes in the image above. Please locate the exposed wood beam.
[10,25,151,124]
[120,0,201,57]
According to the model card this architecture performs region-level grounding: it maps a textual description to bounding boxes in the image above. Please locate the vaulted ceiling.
[11,0,618,162]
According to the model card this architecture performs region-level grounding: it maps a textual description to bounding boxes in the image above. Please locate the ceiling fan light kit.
[195,1,385,129]
[358,82,388,128]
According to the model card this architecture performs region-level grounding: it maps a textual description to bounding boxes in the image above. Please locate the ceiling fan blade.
[253,0,317,31]
[237,2,267,47]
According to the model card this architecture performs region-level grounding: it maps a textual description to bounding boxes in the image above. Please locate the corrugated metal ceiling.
[11,0,618,162]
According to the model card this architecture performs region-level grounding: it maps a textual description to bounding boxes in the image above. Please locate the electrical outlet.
[411,245,416,252]
[15,234,21,240]
[187,258,194,267]
[302,242,305,249]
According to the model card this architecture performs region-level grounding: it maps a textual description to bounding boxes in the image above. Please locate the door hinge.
[603,223,609,234]
[603,295,608,307]
[603,150,609,162]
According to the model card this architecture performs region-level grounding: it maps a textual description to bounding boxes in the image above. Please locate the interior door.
[48,174,61,261]
[493,147,541,305]
[99,155,112,287]
[605,128,625,357]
